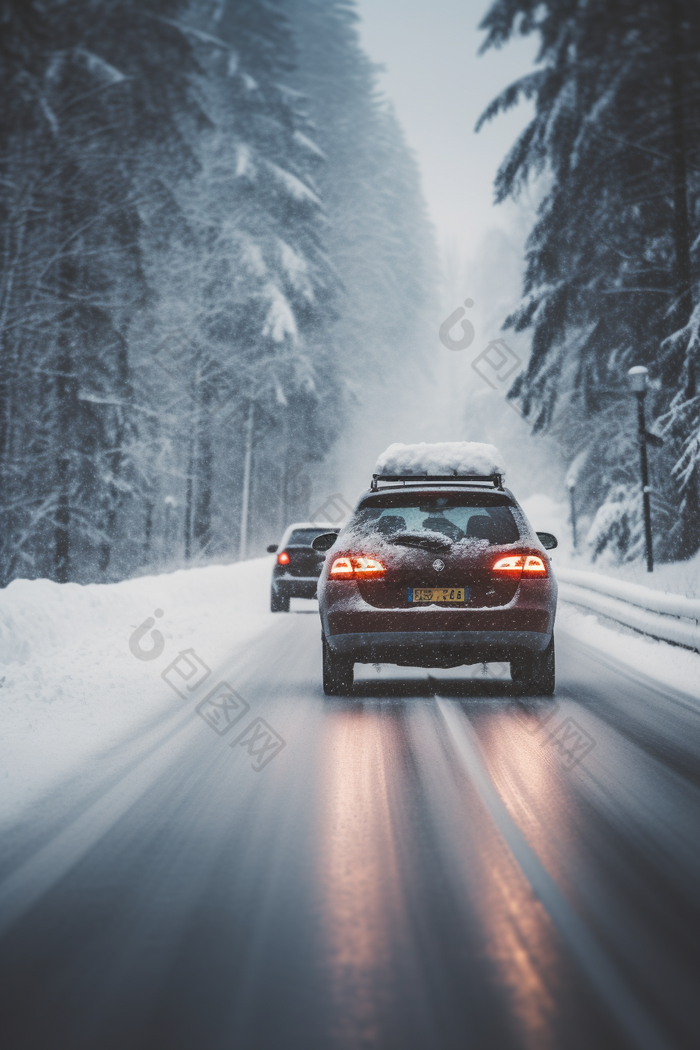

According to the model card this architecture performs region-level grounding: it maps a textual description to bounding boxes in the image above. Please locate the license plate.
[408,586,469,603]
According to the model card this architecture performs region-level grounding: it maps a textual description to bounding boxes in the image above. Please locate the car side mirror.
[266,544,278,554]
[537,532,558,550]
[312,532,338,552]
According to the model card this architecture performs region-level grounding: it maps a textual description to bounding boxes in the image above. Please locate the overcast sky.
[354,0,538,262]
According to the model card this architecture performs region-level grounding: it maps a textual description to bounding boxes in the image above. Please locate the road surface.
[1,605,699,1050]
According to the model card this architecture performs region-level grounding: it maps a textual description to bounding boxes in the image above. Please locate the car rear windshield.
[287,528,337,547]
[353,492,520,545]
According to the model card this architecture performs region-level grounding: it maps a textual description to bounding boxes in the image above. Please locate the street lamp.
[566,477,577,550]
[627,366,653,572]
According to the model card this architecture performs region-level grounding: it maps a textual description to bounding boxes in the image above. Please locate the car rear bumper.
[272,575,319,599]
[326,629,551,666]
[319,577,556,666]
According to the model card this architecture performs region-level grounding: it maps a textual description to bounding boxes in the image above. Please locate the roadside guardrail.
[556,567,700,654]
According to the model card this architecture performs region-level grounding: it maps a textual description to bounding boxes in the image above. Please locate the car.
[267,522,341,612]
[313,442,558,696]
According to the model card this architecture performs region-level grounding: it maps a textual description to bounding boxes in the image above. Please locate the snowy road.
[1,576,699,1049]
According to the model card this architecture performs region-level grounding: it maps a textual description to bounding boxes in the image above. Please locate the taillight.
[329,557,353,578]
[277,551,290,565]
[492,553,547,577]
[354,557,385,575]
[330,556,385,579]
[492,555,524,573]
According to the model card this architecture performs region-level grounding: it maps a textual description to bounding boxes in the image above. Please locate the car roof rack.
[370,472,505,492]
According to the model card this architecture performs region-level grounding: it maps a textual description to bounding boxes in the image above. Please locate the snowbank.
[569,548,700,602]
[558,604,700,703]
[557,568,700,622]
[556,564,700,653]
[375,441,505,478]
[0,558,277,826]
[559,582,700,652]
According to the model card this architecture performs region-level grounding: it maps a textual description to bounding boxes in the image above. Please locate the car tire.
[322,636,354,695]
[270,590,290,613]
[510,636,555,696]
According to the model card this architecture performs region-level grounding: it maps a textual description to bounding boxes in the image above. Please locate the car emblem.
[432,558,445,571]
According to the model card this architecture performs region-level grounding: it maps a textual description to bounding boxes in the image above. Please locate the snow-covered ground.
[557,604,700,702]
[567,547,700,600]
[0,557,278,828]
[2,548,699,830]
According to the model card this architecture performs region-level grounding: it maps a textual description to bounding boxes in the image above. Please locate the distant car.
[314,461,558,695]
[267,523,341,612]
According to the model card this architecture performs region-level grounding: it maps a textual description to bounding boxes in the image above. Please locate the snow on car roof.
[374,442,505,479]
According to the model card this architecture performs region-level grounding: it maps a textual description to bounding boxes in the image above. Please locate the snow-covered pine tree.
[287,0,438,492]
[0,2,53,581]
[131,0,337,564]
[0,1,204,583]
[478,0,700,562]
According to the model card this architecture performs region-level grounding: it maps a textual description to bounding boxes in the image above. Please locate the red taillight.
[277,551,290,565]
[330,555,385,579]
[523,555,547,575]
[354,557,385,575]
[492,553,547,577]
[329,556,353,578]
[492,555,524,573]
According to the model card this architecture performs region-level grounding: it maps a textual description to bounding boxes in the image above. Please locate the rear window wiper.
[390,532,452,553]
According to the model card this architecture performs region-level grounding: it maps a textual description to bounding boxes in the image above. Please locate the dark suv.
[313,473,557,694]
[267,523,341,612]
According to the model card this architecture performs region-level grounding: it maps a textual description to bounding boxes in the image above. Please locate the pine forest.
[0,0,435,584]
[480,0,700,563]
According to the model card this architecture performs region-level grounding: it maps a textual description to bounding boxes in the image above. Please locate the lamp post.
[566,477,577,550]
[627,366,653,572]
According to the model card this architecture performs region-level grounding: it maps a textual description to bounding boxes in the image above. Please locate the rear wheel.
[322,636,354,695]
[270,590,290,613]
[510,636,555,695]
